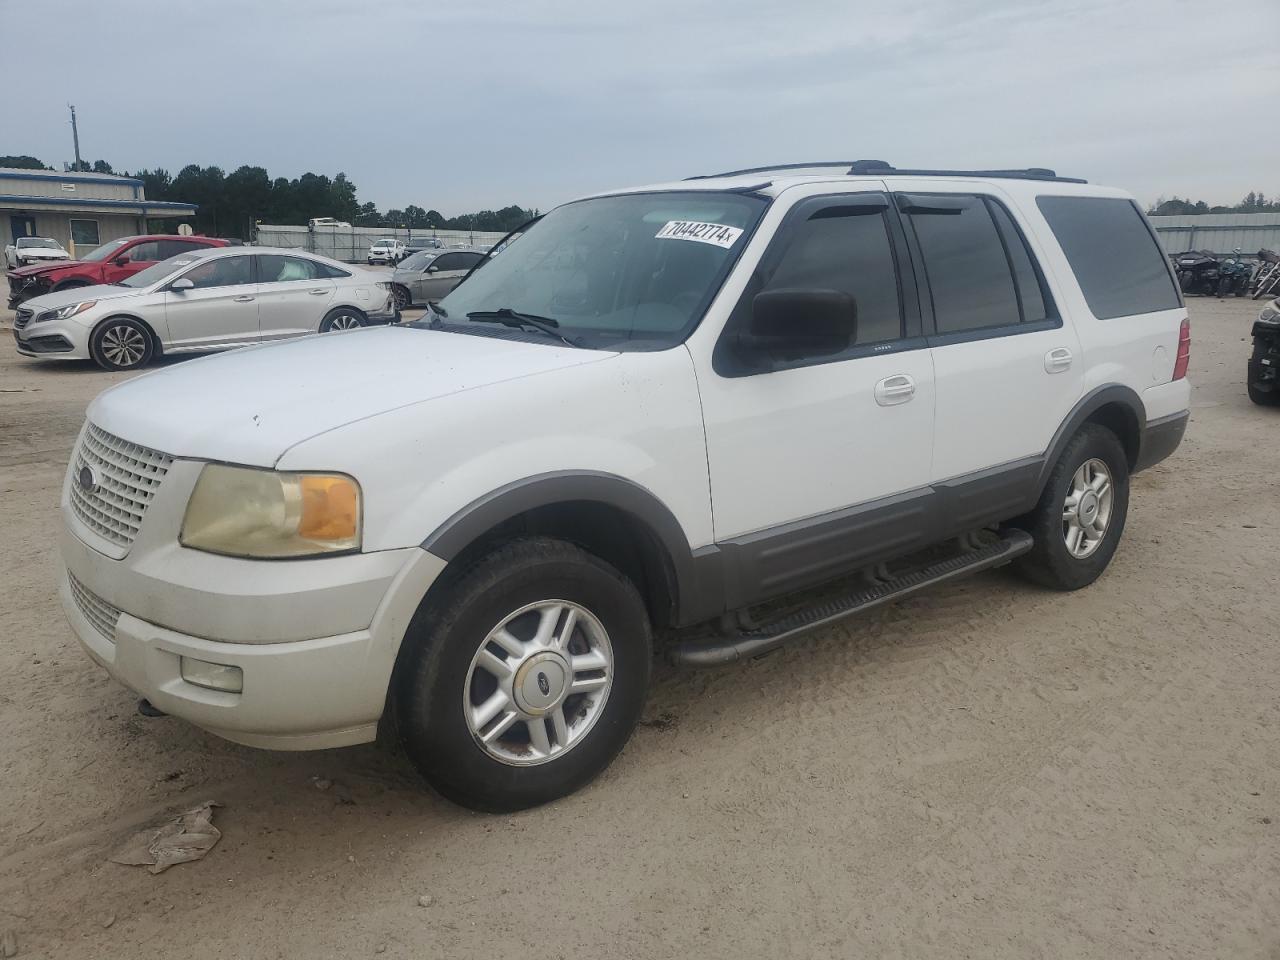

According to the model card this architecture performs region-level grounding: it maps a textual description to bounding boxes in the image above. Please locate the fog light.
[180,657,244,693]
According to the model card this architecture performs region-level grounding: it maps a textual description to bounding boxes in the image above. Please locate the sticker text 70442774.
[654,220,744,249]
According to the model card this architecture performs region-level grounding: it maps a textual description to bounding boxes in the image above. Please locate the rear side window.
[1036,196,1180,319]
[763,203,903,345]
[903,194,1055,336]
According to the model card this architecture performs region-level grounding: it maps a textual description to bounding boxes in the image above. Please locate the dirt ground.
[0,297,1276,959]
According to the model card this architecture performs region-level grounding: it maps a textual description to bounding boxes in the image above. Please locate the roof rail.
[687,160,1086,184]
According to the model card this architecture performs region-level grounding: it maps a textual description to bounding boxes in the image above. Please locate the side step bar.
[670,529,1034,667]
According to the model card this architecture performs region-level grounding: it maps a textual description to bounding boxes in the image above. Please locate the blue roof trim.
[0,194,197,212]
[0,170,144,186]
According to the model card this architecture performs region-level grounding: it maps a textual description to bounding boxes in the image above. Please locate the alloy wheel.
[328,313,362,331]
[100,324,148,367]
[1062,457,1114,559]
[463,599,614,766]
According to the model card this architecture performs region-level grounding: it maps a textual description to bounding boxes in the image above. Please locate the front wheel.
[1013,424,1130,590]
[395,538,652,812]
[89,317,155,371]
[391,284,411,310]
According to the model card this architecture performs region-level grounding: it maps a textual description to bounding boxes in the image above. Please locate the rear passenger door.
[255,253,336,340]
[897,189,1083,489]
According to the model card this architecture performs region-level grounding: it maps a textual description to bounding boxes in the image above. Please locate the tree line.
[1147,191,1280,216]
[0,154,536,239]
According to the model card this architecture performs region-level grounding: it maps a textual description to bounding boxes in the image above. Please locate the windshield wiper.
[467,308,583,348]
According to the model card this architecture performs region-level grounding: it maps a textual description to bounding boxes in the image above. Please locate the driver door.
[102,239,162,284]
[693,191,937,605]
[163,254,260,350]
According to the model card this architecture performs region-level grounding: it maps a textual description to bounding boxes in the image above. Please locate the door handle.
[874,374,916,406]
[1044,347,1073,373]
[308,288,329,296]
[233,295,255,302]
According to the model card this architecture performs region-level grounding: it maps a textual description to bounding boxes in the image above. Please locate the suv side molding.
[421,383,1175,630]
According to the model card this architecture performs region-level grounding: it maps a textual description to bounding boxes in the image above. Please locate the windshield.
[119,254,201,288]
[80,238,132,263]
[399,251,433,271]
[374,238,395,246]
[434,191,766,350]
[17,238,60,249]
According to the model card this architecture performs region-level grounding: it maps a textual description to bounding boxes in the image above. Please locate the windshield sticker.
[655,220,744,248]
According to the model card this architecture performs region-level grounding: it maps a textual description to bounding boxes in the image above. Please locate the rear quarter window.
[1036,196,1180,319]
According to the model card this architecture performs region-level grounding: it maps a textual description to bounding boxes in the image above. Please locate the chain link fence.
[252,224,510,262]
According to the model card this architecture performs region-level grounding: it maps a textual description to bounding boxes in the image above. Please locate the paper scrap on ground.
[110,801,222,874]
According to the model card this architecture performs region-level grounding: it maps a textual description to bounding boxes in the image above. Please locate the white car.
[5,236,70,268]
[57,161,1190,811]
[367,238,406,265]
[308,217,352,229]
[14,246,398,370]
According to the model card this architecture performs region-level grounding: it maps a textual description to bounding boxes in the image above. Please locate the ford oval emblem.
[77,464,99,494]
[537,672,550,696]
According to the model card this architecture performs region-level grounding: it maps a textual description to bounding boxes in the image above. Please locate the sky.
[2,0,1277,216]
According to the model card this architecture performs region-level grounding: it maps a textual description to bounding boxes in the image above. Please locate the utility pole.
[68,104,83,171]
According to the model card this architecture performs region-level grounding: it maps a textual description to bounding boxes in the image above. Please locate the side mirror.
[170,277,195,291]
[739,288,857,360]
[113,255,130,266]
[426,265,439,273]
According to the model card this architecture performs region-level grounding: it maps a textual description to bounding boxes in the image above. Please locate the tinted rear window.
[1036,196,1180,319]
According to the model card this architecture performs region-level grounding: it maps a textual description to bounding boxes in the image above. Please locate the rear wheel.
[395,538,652,812]
[1013,424,1130,590]
[89,317,155,371]
[320,308,366,332]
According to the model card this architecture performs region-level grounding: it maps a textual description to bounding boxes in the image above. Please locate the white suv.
[58,161,1190,811]
[367,238,405,265]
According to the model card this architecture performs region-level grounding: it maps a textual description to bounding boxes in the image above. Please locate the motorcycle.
[1174,250,1220,295]
[1248,296,1280,406]
[1249,249,1280,300]
[1216,248,1253,297]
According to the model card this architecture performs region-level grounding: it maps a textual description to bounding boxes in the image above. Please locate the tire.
[394,537,652,812]
[391,284,411,310]
[319,308,366,332]
[1013,424,1130,591]
[89,317,155,371]
[1248,381,1280,406]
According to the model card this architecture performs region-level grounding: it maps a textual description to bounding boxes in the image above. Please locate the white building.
[0,168,198,256]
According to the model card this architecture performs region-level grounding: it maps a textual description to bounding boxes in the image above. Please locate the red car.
[6,234,236,308]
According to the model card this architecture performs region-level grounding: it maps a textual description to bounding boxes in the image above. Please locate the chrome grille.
[13,307,34,330]
[68,570,121,643]
[69,423,173,554]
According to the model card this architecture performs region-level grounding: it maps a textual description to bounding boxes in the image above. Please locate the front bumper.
[7,274,52,307]
[13,315,91,360]
[58,452,446,749]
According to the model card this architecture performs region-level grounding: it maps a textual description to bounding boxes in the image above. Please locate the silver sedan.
[389,248,486,309]
[12,246,399,371]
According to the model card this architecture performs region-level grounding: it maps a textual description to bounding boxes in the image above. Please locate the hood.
[23,283,144,312]
[88,326,613,466]
[8,258,82,278]
[15,249,68,260]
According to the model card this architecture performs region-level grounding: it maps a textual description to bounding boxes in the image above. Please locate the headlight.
[35,300,97,323]
[180,464,361,558]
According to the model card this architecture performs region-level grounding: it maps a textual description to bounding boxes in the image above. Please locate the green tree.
[0,155,51,170]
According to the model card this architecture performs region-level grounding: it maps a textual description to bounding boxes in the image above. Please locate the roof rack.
[687,160,1086,184]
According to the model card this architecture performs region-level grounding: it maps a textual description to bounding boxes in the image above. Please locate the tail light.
[1172,318,1191,380]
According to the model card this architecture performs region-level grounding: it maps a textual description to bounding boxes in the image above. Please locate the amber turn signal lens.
[298,475,360,541]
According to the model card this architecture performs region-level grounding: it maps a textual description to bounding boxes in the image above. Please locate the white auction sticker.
[655,220,744,248]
